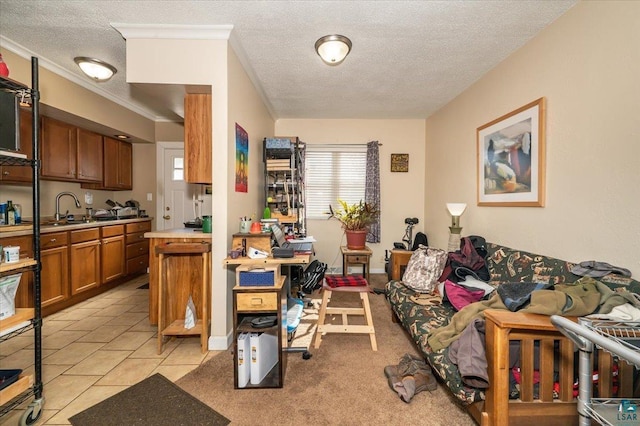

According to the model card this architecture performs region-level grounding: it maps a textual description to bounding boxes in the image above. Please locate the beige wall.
[425,1,640,276]
[275,119,426,272]
[222,46,275,341]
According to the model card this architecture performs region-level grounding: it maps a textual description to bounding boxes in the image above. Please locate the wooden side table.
[340,245,372,280]
[390,249,413,281]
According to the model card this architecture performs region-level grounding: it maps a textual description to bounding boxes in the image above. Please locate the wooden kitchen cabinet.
[2,219,152,317]
[70,228,101,295]
[83,136,132,190]
[184,93,211,184]
[76,128,103,182]
[0,110,33,184]
[40,231,70,308]
[101,225,125,284]
[125,221,150,276]
[103,137,132,189]
[40,116,103,182]
[41,116,76,180]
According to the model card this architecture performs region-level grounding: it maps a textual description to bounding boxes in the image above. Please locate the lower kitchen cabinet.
[40,231,70,307]
[70,228,101,295]
[2,219,152,316]
[125,221,150,275]
[101,225,125,284]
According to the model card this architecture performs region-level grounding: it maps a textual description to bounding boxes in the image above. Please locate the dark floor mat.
[137,283,149,289]
[69,373,230,426]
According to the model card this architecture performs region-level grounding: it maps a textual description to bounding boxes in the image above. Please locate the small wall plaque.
[390,153,409,172]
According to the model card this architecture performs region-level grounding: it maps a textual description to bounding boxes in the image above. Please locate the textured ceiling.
[0,1,577,122]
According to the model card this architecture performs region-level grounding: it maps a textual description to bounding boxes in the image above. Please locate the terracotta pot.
[345,229,367,250]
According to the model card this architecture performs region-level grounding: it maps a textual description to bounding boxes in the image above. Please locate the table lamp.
[446,203,467,252]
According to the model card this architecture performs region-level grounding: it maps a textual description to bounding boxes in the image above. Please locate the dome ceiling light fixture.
[74,56,117,82]
[315,35,352,66]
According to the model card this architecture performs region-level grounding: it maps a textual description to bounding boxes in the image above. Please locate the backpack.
[411,232,429,251]
[401,245,447,294]
[300,260,328,294]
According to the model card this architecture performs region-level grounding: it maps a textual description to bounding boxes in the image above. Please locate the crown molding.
[111,23,233,40]
[0,36,163,122]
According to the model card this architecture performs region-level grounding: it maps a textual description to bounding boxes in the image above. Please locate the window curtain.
[365,141,380,243]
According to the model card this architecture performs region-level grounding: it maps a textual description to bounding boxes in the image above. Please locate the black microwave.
[0,89,20,152]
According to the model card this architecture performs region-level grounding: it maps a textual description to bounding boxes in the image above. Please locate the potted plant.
[329,199,379,249]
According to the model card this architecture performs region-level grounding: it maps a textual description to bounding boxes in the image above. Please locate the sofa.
[385,242,640,426]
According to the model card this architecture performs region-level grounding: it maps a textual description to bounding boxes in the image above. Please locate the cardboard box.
[236,265,279,287]
[0,273,22,319]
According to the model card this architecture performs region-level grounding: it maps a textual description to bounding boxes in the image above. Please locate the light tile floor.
[1,274,221,425]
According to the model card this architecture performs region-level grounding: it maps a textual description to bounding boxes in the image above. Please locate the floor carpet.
[176,279,476,426]
[69,373,230,426]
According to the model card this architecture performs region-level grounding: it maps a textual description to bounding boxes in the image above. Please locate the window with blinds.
[305,144,367,219]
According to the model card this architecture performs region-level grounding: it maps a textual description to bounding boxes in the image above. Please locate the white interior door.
[158,146,199,230]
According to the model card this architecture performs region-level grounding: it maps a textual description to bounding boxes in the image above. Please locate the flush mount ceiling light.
[74,57,117,82]
[315,35,352,66]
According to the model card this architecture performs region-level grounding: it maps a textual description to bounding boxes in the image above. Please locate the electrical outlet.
[146,193,153,201]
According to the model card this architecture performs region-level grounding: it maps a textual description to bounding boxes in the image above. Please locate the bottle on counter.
[13,203,21,224]
[6,200,16,226]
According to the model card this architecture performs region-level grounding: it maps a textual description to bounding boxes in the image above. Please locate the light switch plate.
[146,193,153,201]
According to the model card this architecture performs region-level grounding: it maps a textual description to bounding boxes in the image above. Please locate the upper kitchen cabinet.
[40,116,103,183]
[0,109,33,184]
[82,136,132,190]
[103,137,132,189]
[184,93,211,184]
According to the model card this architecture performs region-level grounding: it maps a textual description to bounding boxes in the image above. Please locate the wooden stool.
[314,280,377,351]
[156,241,211,354]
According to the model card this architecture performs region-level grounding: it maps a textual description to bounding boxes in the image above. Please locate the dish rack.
[551,316,640,426]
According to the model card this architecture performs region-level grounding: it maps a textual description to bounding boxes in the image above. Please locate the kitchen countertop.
[0,217,153,238]
[144,227,212,239]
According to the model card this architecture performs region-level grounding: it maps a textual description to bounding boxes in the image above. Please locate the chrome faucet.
[55,192,82,221]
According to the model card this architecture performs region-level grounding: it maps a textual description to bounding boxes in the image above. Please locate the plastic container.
[3,245,19,263]
[202,215,212,233]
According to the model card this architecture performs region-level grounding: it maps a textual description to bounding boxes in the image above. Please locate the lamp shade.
[315,35,352,66]
[74,57,117,82]
[446,203,467,217]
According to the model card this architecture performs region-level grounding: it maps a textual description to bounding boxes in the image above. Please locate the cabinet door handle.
[250,298,263,306]
[162,215,171,220]
[50,238,56,242]
[3,171,9,176]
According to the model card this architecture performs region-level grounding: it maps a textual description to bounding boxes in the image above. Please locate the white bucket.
[3,246,19,263]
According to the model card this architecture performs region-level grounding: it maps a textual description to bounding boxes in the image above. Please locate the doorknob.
[163,215,171,220]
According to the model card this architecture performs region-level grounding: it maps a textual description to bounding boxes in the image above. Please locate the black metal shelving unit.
[263,137,306,237]
[0,56,44,425]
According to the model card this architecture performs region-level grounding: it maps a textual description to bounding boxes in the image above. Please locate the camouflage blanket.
[385,242,640,405]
